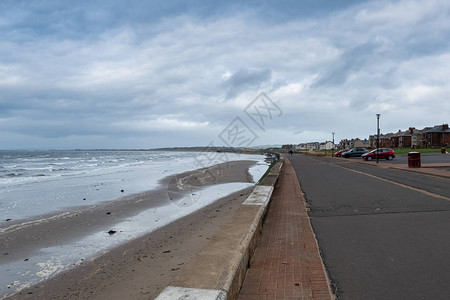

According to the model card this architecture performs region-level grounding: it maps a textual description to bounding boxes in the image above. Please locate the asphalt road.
[288,154,450,300]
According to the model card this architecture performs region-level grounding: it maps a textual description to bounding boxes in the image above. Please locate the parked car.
[334,149,349,157]
[361,148,395,161]
[342,148,368,158]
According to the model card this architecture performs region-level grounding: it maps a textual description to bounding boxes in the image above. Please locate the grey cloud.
[1,0,450,149]
[312,42,381,88]
[349,94,378,112]
[222,68,272,99]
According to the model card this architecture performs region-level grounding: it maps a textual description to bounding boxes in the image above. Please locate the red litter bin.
[442,147,447,154]
[408,152,421,168]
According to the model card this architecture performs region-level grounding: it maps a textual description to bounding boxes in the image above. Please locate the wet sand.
[2,160,257,299]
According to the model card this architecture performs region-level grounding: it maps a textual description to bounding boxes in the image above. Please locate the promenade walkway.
[239,158,333,300]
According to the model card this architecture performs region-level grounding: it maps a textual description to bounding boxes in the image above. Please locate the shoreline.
[1,150,268,223]
[1,160,261,299]
[6,187,254,299]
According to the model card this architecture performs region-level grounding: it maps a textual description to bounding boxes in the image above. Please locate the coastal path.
[239,158,332,299]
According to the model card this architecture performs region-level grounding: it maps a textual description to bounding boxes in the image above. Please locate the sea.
[0,150,269,297]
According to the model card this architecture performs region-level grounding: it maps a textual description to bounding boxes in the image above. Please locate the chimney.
[409,127,415,134]
[443,124,449,130]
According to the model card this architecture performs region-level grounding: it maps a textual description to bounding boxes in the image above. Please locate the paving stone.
[239,159,333,300]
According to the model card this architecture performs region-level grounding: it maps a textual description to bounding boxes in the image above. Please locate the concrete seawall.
[155,159,284,300]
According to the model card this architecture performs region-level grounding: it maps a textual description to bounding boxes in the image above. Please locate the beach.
[1,157,266,299]
[7,188,253,299]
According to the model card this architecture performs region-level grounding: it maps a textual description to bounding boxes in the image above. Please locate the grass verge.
[394,148,445,154]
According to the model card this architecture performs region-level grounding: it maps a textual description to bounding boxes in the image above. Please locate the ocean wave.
[22,167,53,171]
[51,167,71,172]
[6,173,24,177]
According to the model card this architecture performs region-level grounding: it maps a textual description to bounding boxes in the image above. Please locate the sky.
[1,0,450,149]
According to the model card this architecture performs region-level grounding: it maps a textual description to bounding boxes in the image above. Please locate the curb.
[155,159,283,300]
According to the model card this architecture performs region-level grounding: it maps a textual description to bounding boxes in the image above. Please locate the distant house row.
[281,123,449,152]
[281,141,335,151]
[369,124,450,149]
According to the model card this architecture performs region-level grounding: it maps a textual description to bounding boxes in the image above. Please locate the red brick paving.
[239,158,333,300]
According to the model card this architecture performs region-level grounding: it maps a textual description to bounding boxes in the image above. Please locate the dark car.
[334,149,349,157]
[342,148,368,158]
[362,148,395,161]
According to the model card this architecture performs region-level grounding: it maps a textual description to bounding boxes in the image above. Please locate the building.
[296,142,320,151]
[371,124,448,149]
[408,127,424,148]
[281,144,294,150]
[340,138,369,149]
[389,127,423,148]
[390,130,401,148]
[355,139,370,148]
[423,124,450,147]
[319,141,335,150]
[378,133,393,148]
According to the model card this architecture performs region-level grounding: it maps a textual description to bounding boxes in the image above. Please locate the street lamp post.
[376,114,380,164]
[332,132,335,157]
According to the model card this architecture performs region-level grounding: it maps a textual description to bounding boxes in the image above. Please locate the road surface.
[288,154,450,299]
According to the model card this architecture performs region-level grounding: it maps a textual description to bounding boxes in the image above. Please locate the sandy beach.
[2,160,259,299]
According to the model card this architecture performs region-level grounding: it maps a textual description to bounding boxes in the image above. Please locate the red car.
[334,149,349,157]
[361,148,395,161]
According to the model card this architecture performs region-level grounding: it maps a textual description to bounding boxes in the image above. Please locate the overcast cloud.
[1,0,449,149]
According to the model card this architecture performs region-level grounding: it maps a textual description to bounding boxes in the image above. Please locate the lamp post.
[376,114,380,164]
[332,132,335,157]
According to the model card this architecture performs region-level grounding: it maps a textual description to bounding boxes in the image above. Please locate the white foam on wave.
[1,151,268,221]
